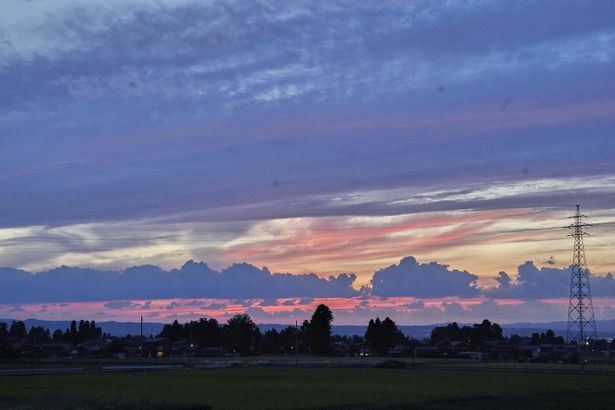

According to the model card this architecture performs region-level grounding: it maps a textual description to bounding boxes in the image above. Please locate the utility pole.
[566,205,598,345]
[140,315,144,361]
[295,320,299,366]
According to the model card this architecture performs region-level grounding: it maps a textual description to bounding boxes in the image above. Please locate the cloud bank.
[0,261,357,303]
[487,261,615,299]
[1,256,612,304]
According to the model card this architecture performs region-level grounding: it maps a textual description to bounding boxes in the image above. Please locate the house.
[333,340,352,356]
[352,341,371,357]
[517,345,541,360]
[80,339,106,353]
[387,344,406,357]
[122,337,143,357]
[171,339,198,357]
[435,340,470,357]
[31,343,70,359]
[142,337,170,358]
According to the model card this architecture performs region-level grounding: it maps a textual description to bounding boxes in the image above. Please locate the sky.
[1,0,615,325]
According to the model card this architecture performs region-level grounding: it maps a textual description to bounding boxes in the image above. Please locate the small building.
[32,343,70,359]
[80,339,106,353]
[435,340,470,357]
[142,337,170,358]
[333,340,352,356]
[517,345,541,360]
[171,339,199,357]
[387,344,407,357]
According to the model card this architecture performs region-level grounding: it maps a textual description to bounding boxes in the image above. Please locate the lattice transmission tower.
[566,205,597,344]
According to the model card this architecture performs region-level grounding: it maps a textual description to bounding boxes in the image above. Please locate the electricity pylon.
[566,205,597,344]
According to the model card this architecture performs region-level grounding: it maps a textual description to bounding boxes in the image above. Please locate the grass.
[0,366,614,409]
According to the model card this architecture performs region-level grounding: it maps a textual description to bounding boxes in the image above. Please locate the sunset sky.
[1,0,615,325]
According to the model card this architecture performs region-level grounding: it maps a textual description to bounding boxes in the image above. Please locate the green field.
[0,366,614,409]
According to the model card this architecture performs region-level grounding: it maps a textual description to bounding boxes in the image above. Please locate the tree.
[470,319,503,344]
[28,326,50,343]
[431,320,503,345]
[531,332,541,345]
[160,320,185,342]
[279,326,299,354]
[224,314,259,356]
[0,322,8,338]
[365,317,405,355]
[261,329,282,354]
[365,318,381,350]
[59,320,102,344]
[160,318,222,346]
[186,318,222,347]
[9,321,27,339]
[509,334,522,345]
[65,320,78,344]
[305,304,333,355]
[430,322,461,343]
[52,329,64,342]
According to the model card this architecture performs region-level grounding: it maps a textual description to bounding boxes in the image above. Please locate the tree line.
[159,304,337,355]
[144,304,411,356]
[2,306,612,358]
[0,320,103,344]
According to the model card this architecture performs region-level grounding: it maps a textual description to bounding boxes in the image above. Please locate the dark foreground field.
[0,366,614,409]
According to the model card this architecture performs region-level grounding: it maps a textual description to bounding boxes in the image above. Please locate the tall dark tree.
[365,318,382,351]
[52,329,64,342]
[365,317,405,354]
[65,320,78,344]
[160,320,185,342]
[9,321,27,339]
[430,322,462,343]
[305,304,334,355]
[279,326,299,354]
[224,314,259,356]
[261,329,282,354]
[187,318,222,347]
[471,319,503,344]
[28,326,50,343]
[0,322,8,338]
[58,320,102,344]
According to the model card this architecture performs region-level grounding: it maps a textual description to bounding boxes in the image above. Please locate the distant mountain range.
[4,318,615,339]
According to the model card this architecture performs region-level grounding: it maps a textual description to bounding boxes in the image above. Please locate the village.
[1,309,613,366]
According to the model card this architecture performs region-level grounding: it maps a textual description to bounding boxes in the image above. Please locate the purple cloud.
[371,257,480,298]
[0,260,358,303]
[487,261,615,299]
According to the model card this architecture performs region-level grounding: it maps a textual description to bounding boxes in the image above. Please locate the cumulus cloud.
[371,257,479,298]
[487,261,615,299]
[1,255,613,313]
[0,260,358,303]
